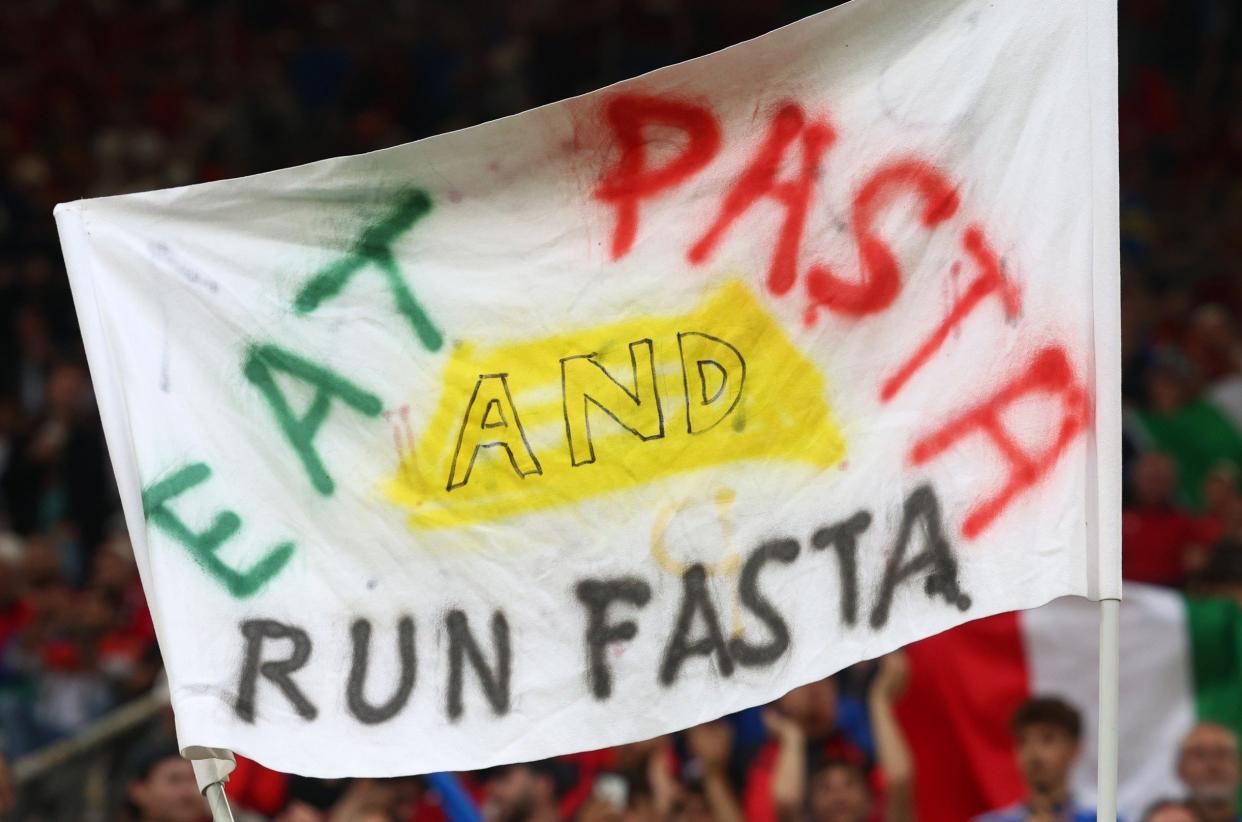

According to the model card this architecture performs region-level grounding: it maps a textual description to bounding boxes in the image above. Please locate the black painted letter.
[811,511,871,626]
[446,610,511,720]
[659,564,734,685]
[576,578,652,699]
[728,539,800,666]
[870,485,971,629]
[235,619,317,723]
[346,616,416,724]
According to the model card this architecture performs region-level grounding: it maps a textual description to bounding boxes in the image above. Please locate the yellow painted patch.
[388,281,845,528]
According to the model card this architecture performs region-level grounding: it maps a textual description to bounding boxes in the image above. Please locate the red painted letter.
[687,104,834,296]
[880,225,1022,401]
[806,160,959,316]
[909,346,1090,539]
[594,94,722,260]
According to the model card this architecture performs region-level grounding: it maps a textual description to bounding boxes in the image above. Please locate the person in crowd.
[601,735,681,822]
[1123,451,1206,585]
[1135,348,1242,512]
[1188,539,1242,604]
[1177,722,1241,822]
[274,774,423,822]
[125,740,209,822]
[0,537,26,652]
[747,675,848,821]
[482,760,573,822]
[576,780,627,822]
[971,697,1097,822]
[1139,798,1198,822]
[1196,463,1242,553]
[1185,305,1242,433]
[0,751,13,814]
[681,720,744,822]
[765,652,913,822]
[0,539,34,757]
[744,673,866,822]
[4,360,113,561]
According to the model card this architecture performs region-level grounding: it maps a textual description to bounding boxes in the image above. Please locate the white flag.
[54,0,1120,777]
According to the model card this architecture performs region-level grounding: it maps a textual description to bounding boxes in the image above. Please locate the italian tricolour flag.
[897,584,1242,821]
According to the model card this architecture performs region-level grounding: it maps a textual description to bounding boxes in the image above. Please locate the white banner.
[55,0,1119,777]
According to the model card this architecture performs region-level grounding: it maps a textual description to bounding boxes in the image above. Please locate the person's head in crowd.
[1185,304,1241,381]
[1145,347,1198,413]
[667,775,717,822]
[12,303,53,366]
[91,533,136,594]
[280,774,350,818]
[330,776,422,822]
[20,535,71,624]
[1203,463,1242,523]
[610,735,667,775]
[71,587,114,667]
[281,774,421,821]
[1133,451,1179,508]
[1140,798,1199,822]
[482,760,569,822]
[1177,722,1240,822]
[774,677,838,739]
[1120,280,1155,359]
[807,756,872,822]
[0,534,21,610]
[124,741,207,822]
[0,396,23,450]
[1011,696,1082,806]
[117,640,164,701]
[44,361,90,421]
[0,751,14,815]
[78,584,118,631]
[1187,539,1242,603]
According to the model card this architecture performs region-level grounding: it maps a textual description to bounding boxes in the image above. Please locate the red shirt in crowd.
[0,598,33,651]
[744,733,879,822]
[1122,504,1205,585]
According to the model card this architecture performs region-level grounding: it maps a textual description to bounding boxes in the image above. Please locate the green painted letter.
[244,344,383,496]
[142,463,294,598]
[294,189,443,352]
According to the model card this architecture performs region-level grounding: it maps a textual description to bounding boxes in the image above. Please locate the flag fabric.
[898,585,1242,821]
[53,0,1119,776]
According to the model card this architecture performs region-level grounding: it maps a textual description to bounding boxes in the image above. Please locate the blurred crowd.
[1,0,1240,819]
[35,669,1242,822]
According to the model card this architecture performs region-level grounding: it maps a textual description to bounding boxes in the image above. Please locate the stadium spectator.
[0,752,13,814]
[1177,722,1241,822]
[765,652,913,822]
[124,740,209,822]
[1186,305,1242,432]
[1138,798,1197,822]
[1196,463,1242,551]
[1188,539,1242,604]
[744,676,857,822]
[1133,347,1242,512]
[482,760,571,822]
[276,774,423,822]
[1123,451,1206,584]
[971,697,1098,822]
[682,720,744,822]
[600,736,680,822]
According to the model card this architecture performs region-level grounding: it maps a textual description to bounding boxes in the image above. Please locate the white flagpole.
[1097,598,1121,822]
[187,747,237,822]
[203,782,236,822]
